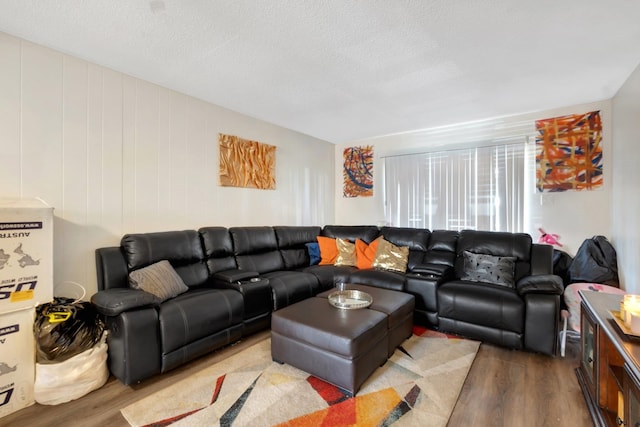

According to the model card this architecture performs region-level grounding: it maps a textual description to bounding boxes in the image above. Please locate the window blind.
[383,140,526,232]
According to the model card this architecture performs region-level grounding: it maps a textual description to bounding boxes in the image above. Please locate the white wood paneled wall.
[0,33,334,297]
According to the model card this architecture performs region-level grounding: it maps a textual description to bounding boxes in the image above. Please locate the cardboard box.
[0,308,35,418]
[0,198,53,314]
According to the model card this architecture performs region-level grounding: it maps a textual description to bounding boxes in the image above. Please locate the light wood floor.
[2,331,592,427]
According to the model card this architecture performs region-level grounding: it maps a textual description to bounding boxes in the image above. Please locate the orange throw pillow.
[317,236,338,265]
[355,237,381,269]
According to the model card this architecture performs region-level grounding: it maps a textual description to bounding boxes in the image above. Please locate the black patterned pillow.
[461,250,516,288]
[129,260,188,302]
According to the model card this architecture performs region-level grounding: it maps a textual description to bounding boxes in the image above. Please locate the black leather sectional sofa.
[92,225,564,385]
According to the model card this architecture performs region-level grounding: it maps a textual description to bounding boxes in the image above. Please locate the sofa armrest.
[91,288,159,316]
[212,269,259,284]
[211,269,261,292]
[105,306,162,384]
[405,267,452,318]
[410,263,454,279]
[516,274,564,296]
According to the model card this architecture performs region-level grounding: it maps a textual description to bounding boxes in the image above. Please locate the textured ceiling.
[1,1,640,143]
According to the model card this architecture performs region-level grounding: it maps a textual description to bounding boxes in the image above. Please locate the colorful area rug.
[121,327,479,426]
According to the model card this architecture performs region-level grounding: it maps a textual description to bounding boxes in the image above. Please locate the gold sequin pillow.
[372,238,409,273]
[335,238,357,267]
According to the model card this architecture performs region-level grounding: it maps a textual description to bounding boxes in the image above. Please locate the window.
[383,141,526,232]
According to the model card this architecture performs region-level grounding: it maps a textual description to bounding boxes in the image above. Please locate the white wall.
[0,32,334,297]
[612,63,640,293]
[335,100,613,257]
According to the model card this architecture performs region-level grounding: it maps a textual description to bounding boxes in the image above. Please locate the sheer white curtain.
[383,141,526,232]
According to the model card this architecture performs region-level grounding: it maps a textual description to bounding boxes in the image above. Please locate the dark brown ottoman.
[271,297,388,395]
[317,284,415,357]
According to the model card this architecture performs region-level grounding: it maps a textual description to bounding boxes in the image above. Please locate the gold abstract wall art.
[219,134,276,190]
[343,145,373,198]
[535,110,603,192]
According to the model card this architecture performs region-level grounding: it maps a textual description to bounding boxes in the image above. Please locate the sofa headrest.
[322,225,379,243]
[229,227,278,255]
[379,226,429,251]
[121,230,208,287]
[274,226,322,248]
[422,229,459,267]
[274,226,322,270]
[428,230,459,252]
[122,230,204,270]
[229,227,284,273]
[457,230,531,260]
[198,227,237,273]
[199,227,234,257]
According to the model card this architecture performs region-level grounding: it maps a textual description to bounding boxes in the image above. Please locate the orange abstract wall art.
[343,145,373,198]
[535,110,603,192]
[219,134,276,190]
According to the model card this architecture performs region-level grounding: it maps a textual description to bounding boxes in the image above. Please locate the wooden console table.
[577,290,640,426]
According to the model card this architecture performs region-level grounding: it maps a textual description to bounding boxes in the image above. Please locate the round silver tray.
[328,290,373,310]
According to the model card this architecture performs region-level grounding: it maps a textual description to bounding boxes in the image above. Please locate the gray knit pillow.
[461,250,516,288]
[129,260,188,302]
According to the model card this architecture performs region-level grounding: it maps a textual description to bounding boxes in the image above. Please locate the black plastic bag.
[567,235,619,287]
[34,297,105,364]
[552,249,574,286]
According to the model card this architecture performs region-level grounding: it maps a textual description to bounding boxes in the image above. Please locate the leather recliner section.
[158,288,244,354]
[264,270,320,310]
[438,281,525,334]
